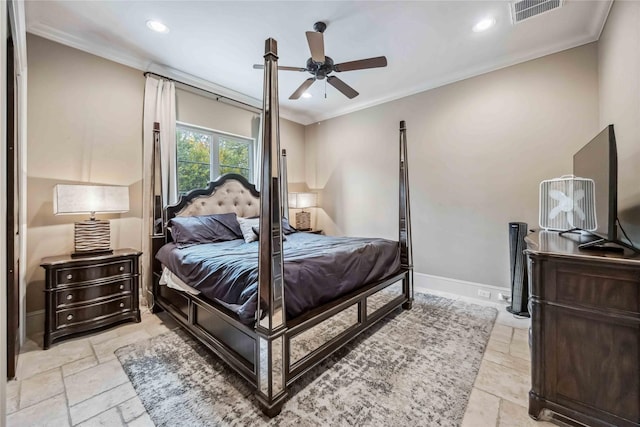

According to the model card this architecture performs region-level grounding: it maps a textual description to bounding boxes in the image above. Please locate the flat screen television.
[573,125,617,243]
[572,125,636,252]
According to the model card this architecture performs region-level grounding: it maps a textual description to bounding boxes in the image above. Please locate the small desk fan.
[539,175,597,232]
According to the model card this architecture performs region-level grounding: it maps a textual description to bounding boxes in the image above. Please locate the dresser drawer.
[56,296,133,328]
[56,259,132,286]
[55,280,132,308]
[552,261,640,312]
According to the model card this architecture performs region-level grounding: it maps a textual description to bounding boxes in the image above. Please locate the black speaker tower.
[507,222,530,317]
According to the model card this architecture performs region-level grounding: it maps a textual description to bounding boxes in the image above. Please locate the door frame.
[1,0,10,421]
[6,20,18,381]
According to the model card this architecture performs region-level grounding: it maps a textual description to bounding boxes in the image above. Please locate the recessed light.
[146,20,169,33]
[301,92,312,99]
[472,17,495,33]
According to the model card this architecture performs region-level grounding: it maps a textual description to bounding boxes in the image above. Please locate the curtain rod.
[143,71,262,114]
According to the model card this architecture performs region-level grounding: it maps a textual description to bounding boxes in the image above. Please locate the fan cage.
[539,175,597,232]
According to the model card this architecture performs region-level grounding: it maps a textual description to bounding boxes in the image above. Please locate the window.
[176,123,254,195]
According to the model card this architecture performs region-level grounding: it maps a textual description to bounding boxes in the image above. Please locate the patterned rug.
[116,293,496,426]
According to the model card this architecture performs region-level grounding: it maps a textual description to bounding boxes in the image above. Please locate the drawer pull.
[66,274,73,280]
[119,266,125,272]
[66,314,74,321]
[66,294,73,301]
[119,302,125,308]
[119,284,124,290]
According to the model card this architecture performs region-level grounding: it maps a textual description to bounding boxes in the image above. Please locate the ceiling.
[25,1,612,125]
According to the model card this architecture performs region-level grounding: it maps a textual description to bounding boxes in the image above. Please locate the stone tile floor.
[5,301,554,426]
[461,309,555,427]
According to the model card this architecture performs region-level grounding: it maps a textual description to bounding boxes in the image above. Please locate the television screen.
[573,125,617,241]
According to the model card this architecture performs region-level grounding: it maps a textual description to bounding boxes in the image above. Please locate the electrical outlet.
[477,289,491,299]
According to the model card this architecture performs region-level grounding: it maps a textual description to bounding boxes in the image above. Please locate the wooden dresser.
[525,231,640,427]
[41,248,142,349]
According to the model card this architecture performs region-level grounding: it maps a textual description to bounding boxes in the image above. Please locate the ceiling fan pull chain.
[325,79,327,98]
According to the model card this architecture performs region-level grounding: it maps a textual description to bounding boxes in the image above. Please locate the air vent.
[511,0,564,24]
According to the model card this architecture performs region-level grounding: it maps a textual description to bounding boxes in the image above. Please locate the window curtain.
[141,76,176,306]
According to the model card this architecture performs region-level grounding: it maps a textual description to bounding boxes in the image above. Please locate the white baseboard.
[26,309,45,337]
[414,272,510,309]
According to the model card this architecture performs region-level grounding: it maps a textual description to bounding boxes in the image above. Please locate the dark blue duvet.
[156,232,401,324]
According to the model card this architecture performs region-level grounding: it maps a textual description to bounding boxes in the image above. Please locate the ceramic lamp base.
[73,219,112,256]
[295,211,311,231]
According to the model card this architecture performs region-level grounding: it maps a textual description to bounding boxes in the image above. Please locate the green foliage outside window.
[176,126,253,196]
[177,129,211,195]
[219,138,251,178]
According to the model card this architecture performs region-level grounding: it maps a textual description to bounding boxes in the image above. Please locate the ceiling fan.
[253,21,388,100]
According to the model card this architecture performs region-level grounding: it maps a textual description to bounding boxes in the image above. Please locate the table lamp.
[288,192,317,231]
[53,184,130,257]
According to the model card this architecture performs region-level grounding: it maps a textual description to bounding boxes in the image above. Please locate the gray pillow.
[169,213,242,246]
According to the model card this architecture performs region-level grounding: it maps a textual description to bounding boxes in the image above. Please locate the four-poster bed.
[150,38,414,416]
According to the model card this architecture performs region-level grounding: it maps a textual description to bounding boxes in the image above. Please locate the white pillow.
[236,217,287,243]
[237,217,259,243]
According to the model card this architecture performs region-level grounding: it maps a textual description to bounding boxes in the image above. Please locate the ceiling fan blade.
[327,76,359,99]
[289,78,316,100]
[253,64,307,71]
[334,56,388,72]
[280,66,307,72]
[305,31,325,63]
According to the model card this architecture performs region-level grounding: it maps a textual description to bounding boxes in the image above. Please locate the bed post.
[399,120,414,309]
[255,37,287,417]
[280,149,289,220]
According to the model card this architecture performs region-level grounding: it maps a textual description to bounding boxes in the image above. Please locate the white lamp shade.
[53,184,130,215]
[289,192,317,209]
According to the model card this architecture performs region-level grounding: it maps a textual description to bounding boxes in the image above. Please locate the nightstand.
[301,229,323,235]
[40,248,142,349]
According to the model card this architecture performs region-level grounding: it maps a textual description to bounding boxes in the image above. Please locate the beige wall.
[598,0,640,245]
[176,88,258,138]
[305,44,600,289]
[27,17,625,313]
[175,88,306,188]
[26,35,145,313]
[26,35,306,317]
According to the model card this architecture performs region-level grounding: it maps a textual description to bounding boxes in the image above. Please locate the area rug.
[115,293,496,426]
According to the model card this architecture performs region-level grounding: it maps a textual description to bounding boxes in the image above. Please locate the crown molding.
[26,21,312,125]
[590,0,614,40]
[28,21,152,71]
[306,30,602,125]
[27,0,612,128]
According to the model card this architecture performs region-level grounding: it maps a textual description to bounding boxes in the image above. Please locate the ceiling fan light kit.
[253,21,388,100]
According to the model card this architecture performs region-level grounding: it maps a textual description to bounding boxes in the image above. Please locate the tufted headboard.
[165,173,260,226]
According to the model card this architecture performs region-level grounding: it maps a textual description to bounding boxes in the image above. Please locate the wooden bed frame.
[150,38,413,417]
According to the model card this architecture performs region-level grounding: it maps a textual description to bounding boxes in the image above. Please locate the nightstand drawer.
[56,260,132,285]
[55,280,132,308]
[56,295,133,328]
[41,249,142,349]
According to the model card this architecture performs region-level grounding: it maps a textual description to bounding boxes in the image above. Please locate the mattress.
[155,232,401,324]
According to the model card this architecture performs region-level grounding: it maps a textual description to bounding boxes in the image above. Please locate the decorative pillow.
[238,216,294,243]
[282,217,297,235]
[251,226,287,241]
[237,217,260,243]
[169,213,242,246]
